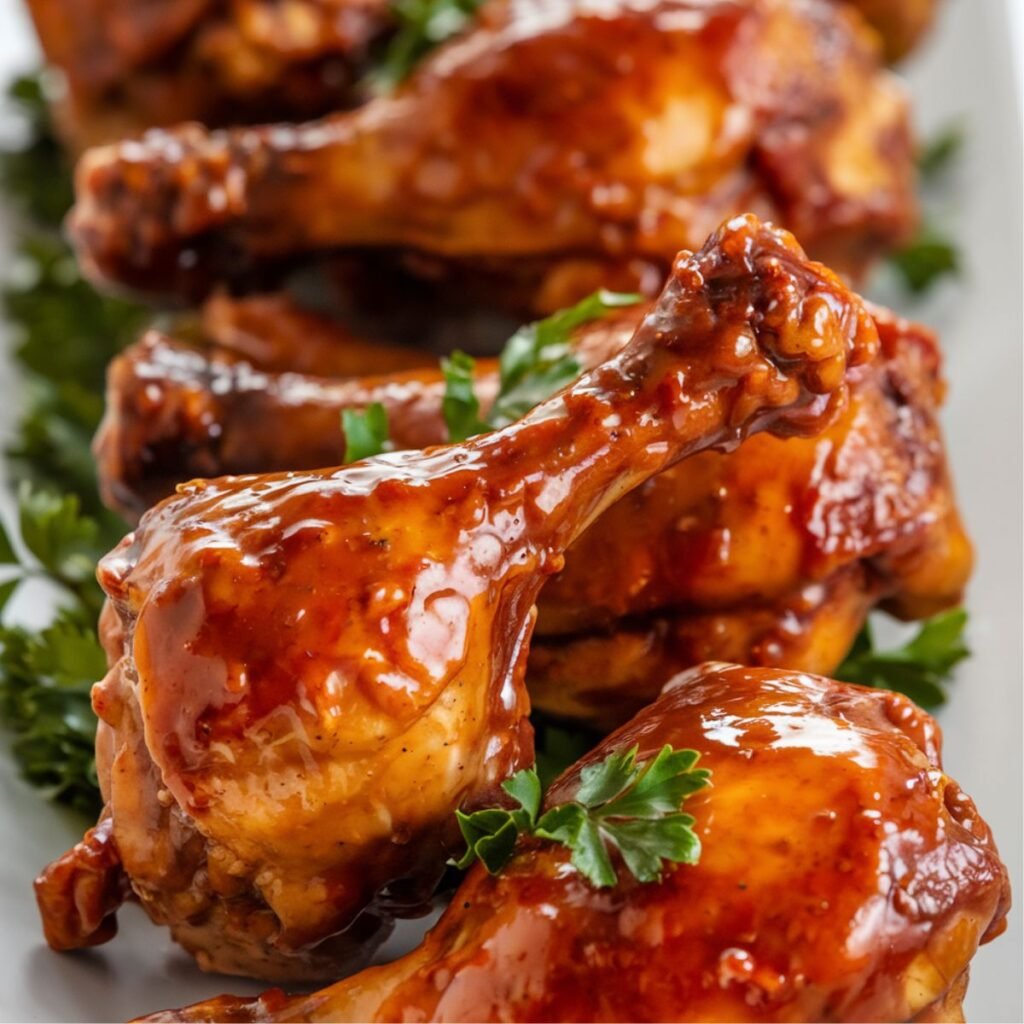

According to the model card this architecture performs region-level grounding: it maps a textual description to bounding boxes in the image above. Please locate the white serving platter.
[0,2,1020,1020]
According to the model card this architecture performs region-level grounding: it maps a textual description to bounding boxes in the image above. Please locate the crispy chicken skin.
[97,293,971,729]
[136,664,1011,1024]
[24,0,393,148]
[35,217,878,981]
[70,0,917,304]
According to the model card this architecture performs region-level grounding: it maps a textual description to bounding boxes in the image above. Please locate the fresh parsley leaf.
[835,608,969,709]
[889,227,960,294]
[0,482,108,816]
[0,74,145,544]
[342,402,393,462]
[918,123,964,180]
[886,124,965,296]
[501,766,542,823]
[374,0,486,90]
[0,74,73,226]
[453,744,710,888]
[0,71,142,814]
[0,610,104,816]
[0,483,108,623]
[6,233,145,392]
[441,350,487,442]
[555,814,616,887]
[441,290,642,441]
[18,484,101,589]
[452,767,541,872]
[491,290,641,428]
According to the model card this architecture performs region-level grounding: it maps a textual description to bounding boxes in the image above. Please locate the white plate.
[0,2,1021,1020]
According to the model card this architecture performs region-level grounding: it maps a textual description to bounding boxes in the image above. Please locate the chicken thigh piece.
[71,0,917,302]
[97,292,970,731]
[139,662,1011,1024]
[24,0,393,148]
[35,217,878,981]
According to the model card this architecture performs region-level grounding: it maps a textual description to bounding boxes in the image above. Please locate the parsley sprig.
[835,608,968,709]
[443,289,642,442]
[888,228,960,295]
[2,76,144,532]
[454,744,710,888]
[0,485,109,815]
[342,402,393,462]
[374,0,486,90]
[917,123,964,181]
[887,123,965,295]
[0,73,142,814]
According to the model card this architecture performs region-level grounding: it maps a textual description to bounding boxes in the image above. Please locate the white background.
[0,2,1021,1021]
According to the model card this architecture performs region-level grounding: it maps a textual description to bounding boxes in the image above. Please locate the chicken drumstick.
[36,217,876,982]
[138,662,1010,1023]
[98,297,970,730]
[24,0,393,148]
[71,0,916,303]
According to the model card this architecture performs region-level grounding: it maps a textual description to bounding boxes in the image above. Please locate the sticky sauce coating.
[37,216,877,982]
[138,665,1010,1023]
[70,0,916,303]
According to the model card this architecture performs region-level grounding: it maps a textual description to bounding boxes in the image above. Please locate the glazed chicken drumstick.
[139,663,1011,1024]
[71,0,917,305]
[24,0,393,148]
[97,295,970,729]
[35,217,877,982]
[25,0,934,152]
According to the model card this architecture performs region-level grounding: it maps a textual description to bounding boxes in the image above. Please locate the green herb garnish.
[453,744,710,887]
[1,76,144,534]
[0,72,143,813]
[374,0,486,90]
[885,124,965,295]
[889,226,960,294]
[440,350,487,442]
[0,74,73,225]
[342,402,393,462]
[0,484,110,815]
[835,608,969,709]
[918,123,964,180]
[490,289,641,427]
[442,289,642,441]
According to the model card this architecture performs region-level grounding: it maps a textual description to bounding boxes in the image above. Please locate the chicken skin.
[97,291,970,729]
[24,0,393,148]
[34,217,877,982]
[137,663,1011,1024]
[71,0,917,305]
[94,294,639,518]
[25,0,935,151]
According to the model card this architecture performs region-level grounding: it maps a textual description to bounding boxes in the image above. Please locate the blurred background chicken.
[23,0,394,148]
[25,0,936,151]
[68,0,919,306]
